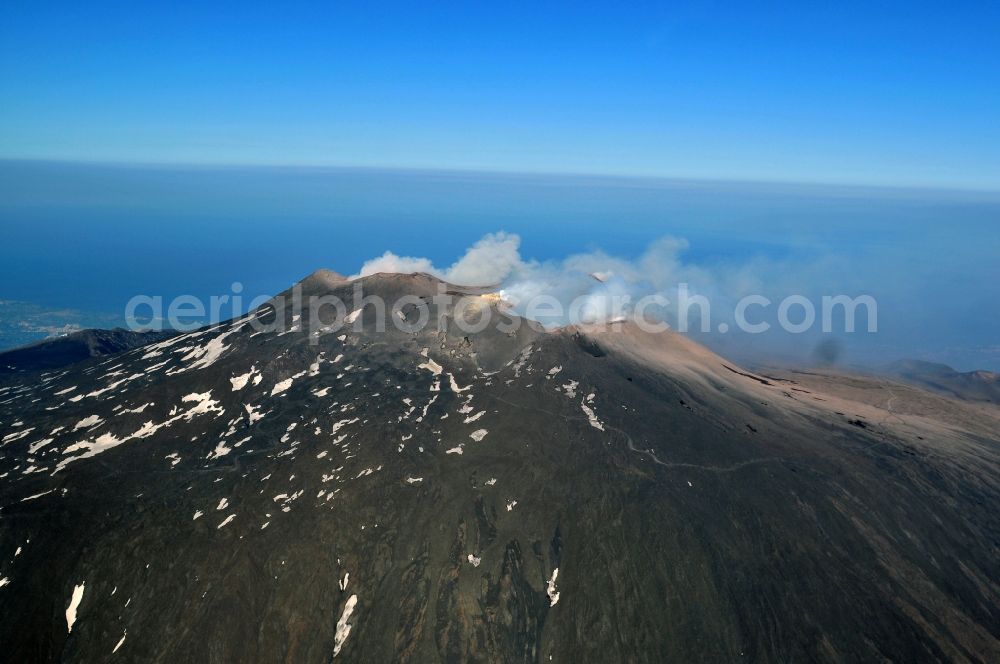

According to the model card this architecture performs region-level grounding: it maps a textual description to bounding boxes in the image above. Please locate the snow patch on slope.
[66,582,85,632]
[546,568,560,606]
[333,595,359,657]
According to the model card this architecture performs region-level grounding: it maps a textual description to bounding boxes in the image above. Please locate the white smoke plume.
[356,232,521,287]
[350,230,886,366]
[353,230,868,335]
[354,231,725,326]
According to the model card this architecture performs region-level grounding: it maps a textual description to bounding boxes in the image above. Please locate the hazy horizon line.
[3,156,999,199]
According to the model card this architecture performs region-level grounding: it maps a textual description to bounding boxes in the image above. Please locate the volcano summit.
[1,271,998,662]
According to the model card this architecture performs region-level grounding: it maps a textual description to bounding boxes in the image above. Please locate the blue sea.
[1,160,998,370]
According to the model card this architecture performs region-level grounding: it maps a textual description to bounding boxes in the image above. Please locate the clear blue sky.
[2,1,999,189]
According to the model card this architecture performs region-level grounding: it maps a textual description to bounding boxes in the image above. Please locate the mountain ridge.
[0,327,177,375]
[885,358,1000,404]
[0,270,998,662]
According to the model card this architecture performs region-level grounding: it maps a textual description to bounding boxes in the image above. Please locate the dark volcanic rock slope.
[1,272,999,663]
[0,328,177,375]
